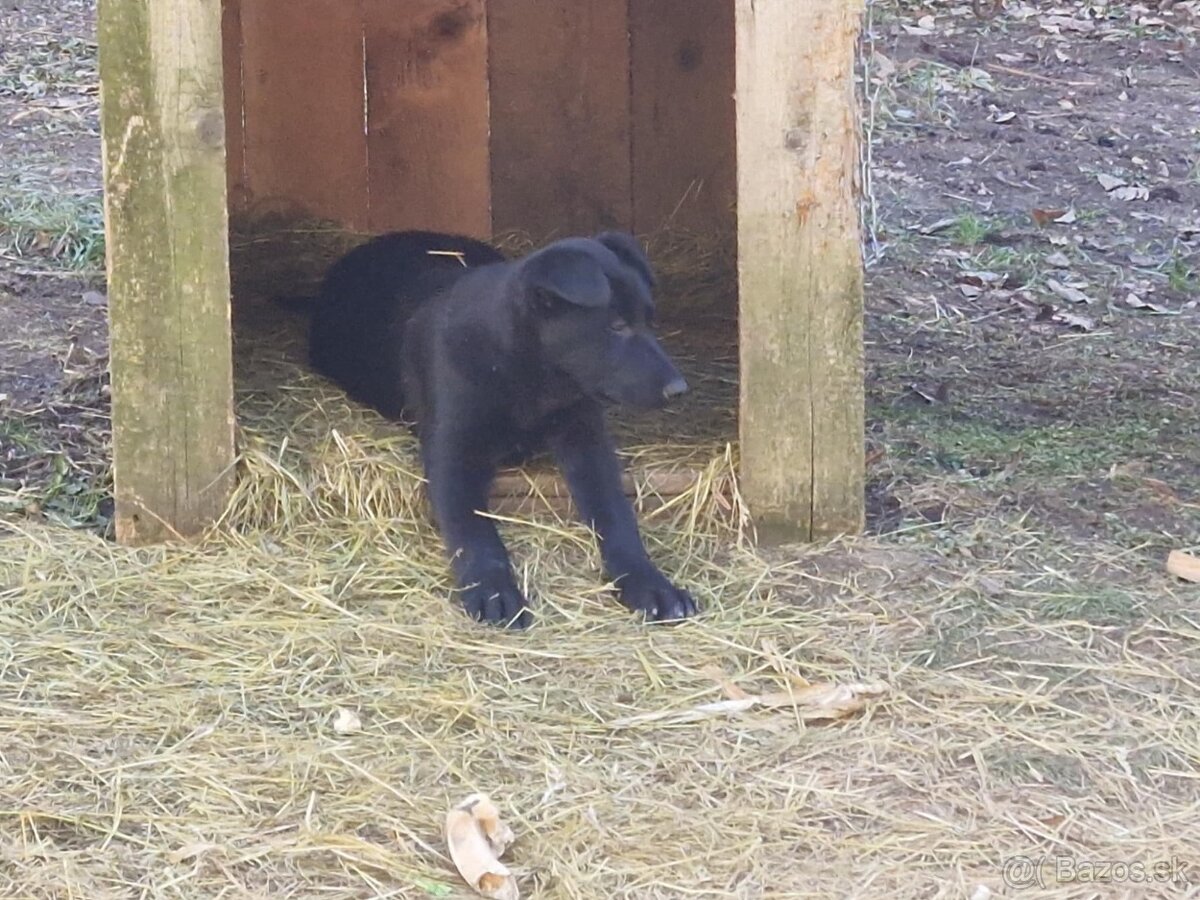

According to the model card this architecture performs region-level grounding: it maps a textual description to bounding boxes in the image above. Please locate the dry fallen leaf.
[908,384,941,404]
[1040,14,1096,32]
[872,52,897,79]
[332,708,362,735]
[957,271,1004,286]
[1166,550,1200,583]
[1112,185,1151,202]
[1124,292,1169,313]
[446,794,519,900]
[1044,252,1071,268]
[1097,173,1127,192]
[1032,207,1077,226]
[614,669,888,726]
[1046,279,1093,305]
[919,216,959,235]
[1052,311,1096,331]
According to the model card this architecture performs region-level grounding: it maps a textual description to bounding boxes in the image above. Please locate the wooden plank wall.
[238,0,370,228]
[223,0,491,235]
[220,0,246,210]
[220,0,736,241]
[630,0,736,236]
[486,0,633,238]
[362,0,491,236]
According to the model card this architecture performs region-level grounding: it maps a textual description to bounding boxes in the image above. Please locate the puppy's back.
[309,231,505,418]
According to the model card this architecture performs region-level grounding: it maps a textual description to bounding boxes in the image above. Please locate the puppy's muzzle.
[662,377,689,401]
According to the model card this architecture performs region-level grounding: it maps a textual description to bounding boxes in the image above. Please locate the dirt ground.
[2,0,1199,897]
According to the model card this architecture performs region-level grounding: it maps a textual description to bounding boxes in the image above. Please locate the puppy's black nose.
[662,377,689,400]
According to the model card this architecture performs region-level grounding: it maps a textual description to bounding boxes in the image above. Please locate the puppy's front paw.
[614,567,698,623]
[459,578,532,629]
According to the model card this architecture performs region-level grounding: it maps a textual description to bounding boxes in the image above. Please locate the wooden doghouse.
[98,0,866,545]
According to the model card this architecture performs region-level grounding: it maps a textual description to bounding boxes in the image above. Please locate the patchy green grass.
[0,188,105,270]
[946,212,995,247]
[1167,254,1196,296]
[877,411,1166,479]
[1039,587,1144,626]
[0,417,112,531]
[0,36,97,101]
[966,245,1041,284]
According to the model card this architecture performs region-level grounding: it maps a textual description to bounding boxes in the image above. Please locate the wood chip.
[1166,550,1200,583]
[446,794,519,900]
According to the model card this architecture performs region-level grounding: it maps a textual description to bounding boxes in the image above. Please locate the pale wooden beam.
[99,0,236,543]
[735,0,866,540]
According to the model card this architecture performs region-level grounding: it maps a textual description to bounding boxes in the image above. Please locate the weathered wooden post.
[735,0,866,540]
[98,0,236,543]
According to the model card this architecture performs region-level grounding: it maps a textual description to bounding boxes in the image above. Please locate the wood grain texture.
[489,469,698,518]
[220,0,246,210]
[99,0,236,543]
[630,0,736,235]
[487,0,632,238]
[363,0,491,236]
[239,0,369,227]
[735,0,866,540]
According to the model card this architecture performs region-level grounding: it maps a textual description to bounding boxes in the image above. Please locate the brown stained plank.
[735,0,866,540]
[363,0,491,236]
[99,0,236,543]
[490,469,697,501]
[630,0,736,236]
[239,0,369,228]
[220,0,246,212]
[489,469,698,519]
[487,0,632,238]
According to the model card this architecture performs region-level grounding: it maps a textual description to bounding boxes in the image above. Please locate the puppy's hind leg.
[422,437,532,629]
[547,402,697,623]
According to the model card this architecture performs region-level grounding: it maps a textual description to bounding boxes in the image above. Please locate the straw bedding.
[2,231,1197,898]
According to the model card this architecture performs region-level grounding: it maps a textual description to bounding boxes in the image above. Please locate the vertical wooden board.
[99,0,235,543]
[488,0,632,238]
[735,0,866,540]
[221,0,246,211]
[239,0,368,228]
[630,0,736,236]
[363,0,491,237]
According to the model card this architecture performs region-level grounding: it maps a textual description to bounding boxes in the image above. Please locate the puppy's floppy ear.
[594,231,657,290]
[519,244,612,309]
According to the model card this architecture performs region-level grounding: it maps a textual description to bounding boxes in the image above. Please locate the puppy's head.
[517,234,687,410]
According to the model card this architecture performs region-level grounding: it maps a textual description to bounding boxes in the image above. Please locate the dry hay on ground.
[2,237,1199,898]
[4,419,1197,898]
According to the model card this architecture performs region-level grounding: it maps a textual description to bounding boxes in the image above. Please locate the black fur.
[305,230,695,628]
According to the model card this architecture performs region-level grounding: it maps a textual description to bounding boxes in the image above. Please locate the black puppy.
[306,230,696,628]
